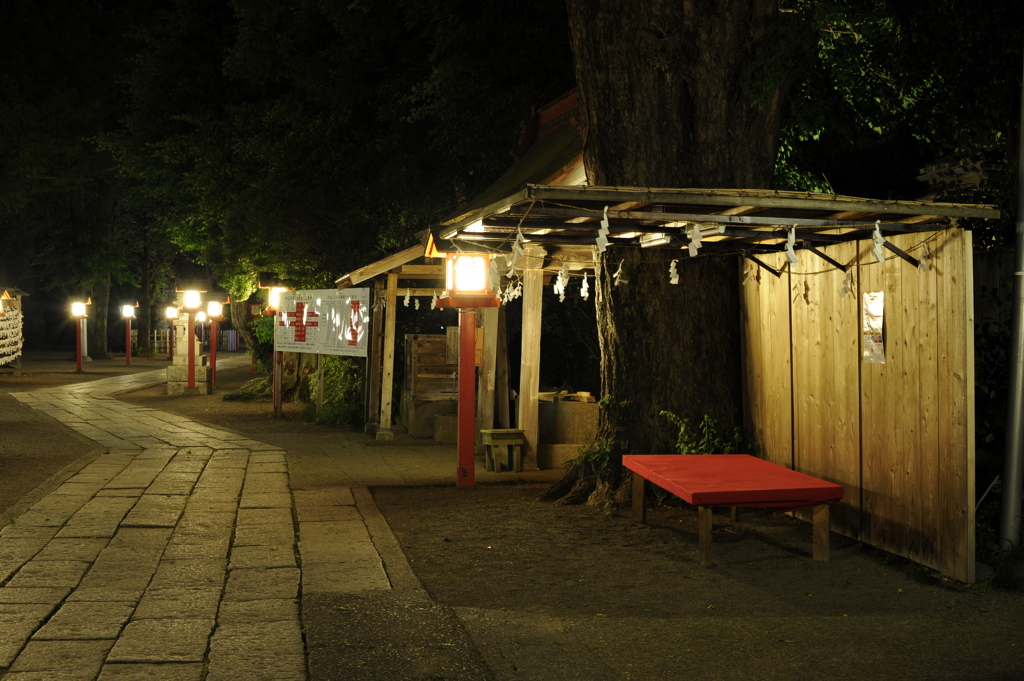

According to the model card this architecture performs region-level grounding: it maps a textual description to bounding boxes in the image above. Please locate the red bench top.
[623,454,844,511]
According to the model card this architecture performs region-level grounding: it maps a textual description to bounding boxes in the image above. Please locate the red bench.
[623,454,844,567]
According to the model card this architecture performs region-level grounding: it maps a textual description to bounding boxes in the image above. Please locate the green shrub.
[659,411,747,454]
[300,356,364,429]
[222,376,271,401]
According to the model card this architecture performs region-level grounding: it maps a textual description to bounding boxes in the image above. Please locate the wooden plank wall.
[740,228,975,581]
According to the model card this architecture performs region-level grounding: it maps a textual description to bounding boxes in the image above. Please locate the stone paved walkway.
[0,359,394,680]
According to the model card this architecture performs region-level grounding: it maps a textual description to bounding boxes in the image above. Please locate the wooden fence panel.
[790,236,861,539]
[741,228,974,581]
[741,251,792,469]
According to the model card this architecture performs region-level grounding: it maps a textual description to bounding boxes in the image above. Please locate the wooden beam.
[496,306,510,429]
[523,185,1000,220]
[335,244,424,288]
[395,288,445,297]
[365,278,384,433]
[477,307,499,454]
[377,272,399,440]
[517,246,546,464]
[397,264,445,276]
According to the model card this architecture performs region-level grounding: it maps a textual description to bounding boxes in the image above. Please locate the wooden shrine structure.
[333,89,1001,581]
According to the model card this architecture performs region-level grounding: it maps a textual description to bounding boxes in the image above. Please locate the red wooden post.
[187,311,196,389]
[210,318,218,388]
[75,318,83,373]
[125,318,132,365]
[457,309,477,488]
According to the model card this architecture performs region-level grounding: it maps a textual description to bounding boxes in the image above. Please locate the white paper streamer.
[871,222,885,263]
[686,225,703,258]
[580,273,589,300]
[785,228,799,266]
[918,243,931,272]
[596,206,610,253]
[669,259,679,285]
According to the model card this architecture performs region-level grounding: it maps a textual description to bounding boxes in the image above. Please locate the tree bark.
[555,0,796,502]
[88,274,111,360]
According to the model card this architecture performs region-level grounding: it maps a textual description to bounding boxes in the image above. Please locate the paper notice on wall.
[862,291,885,363]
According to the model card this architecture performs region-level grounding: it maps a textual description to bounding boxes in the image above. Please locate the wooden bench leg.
[632,474,646,523]
[484,445,495,471]
[729,507,737,522]
[513,444,522,473]
[699,505,713,567]
[813,503,830,562]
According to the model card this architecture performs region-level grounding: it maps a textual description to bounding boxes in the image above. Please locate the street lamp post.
[71,301,87,373]
[434,252,500,488]
[183,290,202,390]
[121,304,137,365]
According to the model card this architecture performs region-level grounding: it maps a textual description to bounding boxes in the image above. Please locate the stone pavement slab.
[32,601,135,640]
[6,639,114,676]
[97,663,204,681]
[133,586,222,619]
[107,618,215,663]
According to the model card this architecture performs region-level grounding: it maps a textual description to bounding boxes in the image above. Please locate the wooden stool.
[480,429,525,472]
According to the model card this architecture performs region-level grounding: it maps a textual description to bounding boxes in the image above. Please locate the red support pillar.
[75,318,83,373]
[125,319,132,365]
[457,308,477,488]
[210,318,218,388]
[187,311,196,389]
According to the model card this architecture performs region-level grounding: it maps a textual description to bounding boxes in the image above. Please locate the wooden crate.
[404,334,457,400]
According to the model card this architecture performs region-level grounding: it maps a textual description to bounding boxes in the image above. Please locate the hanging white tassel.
[414,298,420,310]
[669,259,679,285]
[581,272,589,300]
[785,228,799,266]
[596,206,610,253]
[430,291,437,310]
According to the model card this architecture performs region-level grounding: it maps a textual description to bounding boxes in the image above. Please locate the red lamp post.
[206,300,224,388]
[434,252,500,488]
[121,304,137,365]
[71,301,87,373]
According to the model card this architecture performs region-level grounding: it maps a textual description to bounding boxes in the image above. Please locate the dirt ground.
[6,350,1024,680]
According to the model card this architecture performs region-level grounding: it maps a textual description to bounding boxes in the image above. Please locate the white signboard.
[274,288,370,357]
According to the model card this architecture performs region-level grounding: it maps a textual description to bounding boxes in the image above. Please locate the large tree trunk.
[552,0,797,504]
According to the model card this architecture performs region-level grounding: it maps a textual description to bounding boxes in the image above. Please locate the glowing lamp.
[121,305,136,319]
[71,302,87,317]
[207,301,223,318]
[196,311,208,323]
[165,306,179,320]
[183,290,201,309]
[267,287,288,311]
[435,253,499,309]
